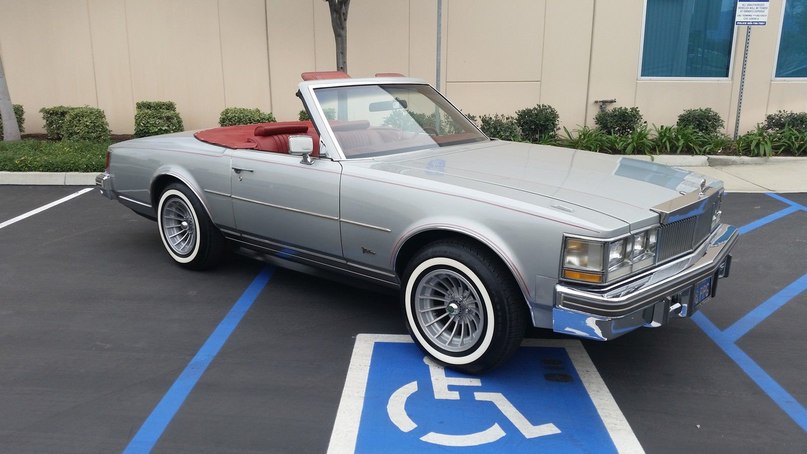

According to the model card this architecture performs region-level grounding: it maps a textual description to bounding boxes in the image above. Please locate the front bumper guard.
[553,223,738,341]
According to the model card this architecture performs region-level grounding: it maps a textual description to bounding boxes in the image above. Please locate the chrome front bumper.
[553,223,738,341]
[96,172,115,200]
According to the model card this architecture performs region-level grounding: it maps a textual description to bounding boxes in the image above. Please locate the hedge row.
[37,102,281,139]
[40,106,111,141]
[476,106,807,157]
[219,107,275,126]
[0,139,107,172]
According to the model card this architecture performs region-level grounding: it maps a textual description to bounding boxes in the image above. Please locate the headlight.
[562,238,604,283]
[563,229,659,284]
[608,239,627,269]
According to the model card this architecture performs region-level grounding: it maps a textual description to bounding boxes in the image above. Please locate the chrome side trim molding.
[225,233,399,287]
[118,195,152,208]
[204,189,230,197]
[340,218,392,232]
[231,195,339,221]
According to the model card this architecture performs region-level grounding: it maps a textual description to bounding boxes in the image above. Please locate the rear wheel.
[157,183,224,270]
[402,240,527,374]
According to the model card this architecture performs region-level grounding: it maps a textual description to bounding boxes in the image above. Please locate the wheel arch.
[394,227,531,304]
[150,170,213,221]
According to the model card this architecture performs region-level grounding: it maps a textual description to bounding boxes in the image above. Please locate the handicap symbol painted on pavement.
[328,334,643,453]
[388,356,561,446]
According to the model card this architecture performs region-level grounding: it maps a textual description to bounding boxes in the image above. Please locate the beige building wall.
[0,0,804,136]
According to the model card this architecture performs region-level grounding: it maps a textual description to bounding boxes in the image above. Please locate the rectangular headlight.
[562,238,604,283]
[563,228,659,284]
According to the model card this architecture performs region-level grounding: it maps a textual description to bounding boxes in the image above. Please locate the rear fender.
[150,165,213,220]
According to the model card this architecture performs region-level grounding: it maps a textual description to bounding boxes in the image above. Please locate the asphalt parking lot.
[1,186,805,453]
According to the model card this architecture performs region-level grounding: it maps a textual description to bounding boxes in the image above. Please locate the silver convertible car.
[97,71,738,373]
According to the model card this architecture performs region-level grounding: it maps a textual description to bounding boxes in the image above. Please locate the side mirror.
[289,135,315,164]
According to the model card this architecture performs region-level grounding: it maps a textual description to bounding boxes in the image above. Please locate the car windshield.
[312,84,488,158]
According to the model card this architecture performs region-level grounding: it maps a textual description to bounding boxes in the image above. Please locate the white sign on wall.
[735,0,770,26]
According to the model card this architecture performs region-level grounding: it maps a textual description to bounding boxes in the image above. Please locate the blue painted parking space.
[328,335,642,453]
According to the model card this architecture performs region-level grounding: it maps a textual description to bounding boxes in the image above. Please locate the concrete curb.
[0,172,97,186]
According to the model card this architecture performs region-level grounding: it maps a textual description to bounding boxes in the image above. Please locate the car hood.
[367,141,717,227]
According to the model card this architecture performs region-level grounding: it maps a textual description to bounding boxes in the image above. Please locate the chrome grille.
[656,199,717,262]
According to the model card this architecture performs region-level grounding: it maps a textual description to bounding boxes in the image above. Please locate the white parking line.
[0,188,94,230]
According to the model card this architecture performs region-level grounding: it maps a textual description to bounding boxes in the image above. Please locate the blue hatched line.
[693,192,807,433]
[737,193,805,235]
[766,192,807,209]
[738,206,800,235]
[723,274,807,342]
[692,313,807,432]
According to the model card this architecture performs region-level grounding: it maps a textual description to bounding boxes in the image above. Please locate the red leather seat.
[195,121,320,157]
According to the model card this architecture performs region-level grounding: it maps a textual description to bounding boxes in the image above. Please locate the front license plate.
[694,276,713,307]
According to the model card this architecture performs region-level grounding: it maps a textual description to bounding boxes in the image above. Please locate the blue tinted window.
[776,0,807,77]
[642,0,737,77]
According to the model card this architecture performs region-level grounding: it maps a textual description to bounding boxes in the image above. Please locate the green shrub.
[770,127,807,156]
[0,104,25,139]
[561,126,610,153]
[595,106,644,135]
[677,108,725,136]
[700,133,733,155]
[609,125,653,155]
[218,107,276,127]
[62,107,111,142]
[763,110,807,133]
[515,104,559,143]
[299,110,311,121]
[478,114,522,142]
[736,127,773,157]
[136,101,177,112]
[651,125,703,155]
[40,106,79,139]
[0,139,108,172]
[133,100,184,138]
[134,109,184,137]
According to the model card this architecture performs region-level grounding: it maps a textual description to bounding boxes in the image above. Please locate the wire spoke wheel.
[415,269,485,353]
[403,241,528,374]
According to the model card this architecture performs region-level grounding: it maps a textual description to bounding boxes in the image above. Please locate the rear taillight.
[104,150,111,171]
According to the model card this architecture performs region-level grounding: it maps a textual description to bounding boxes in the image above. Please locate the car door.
[228,149,343,261]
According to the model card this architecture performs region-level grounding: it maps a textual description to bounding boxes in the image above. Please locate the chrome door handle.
[232,167,254,181]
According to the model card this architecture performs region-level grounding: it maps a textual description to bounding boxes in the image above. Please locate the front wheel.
[157,183,224,270]
[402,240,527,374]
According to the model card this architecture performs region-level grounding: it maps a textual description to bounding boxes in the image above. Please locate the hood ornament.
[698,179,707,198]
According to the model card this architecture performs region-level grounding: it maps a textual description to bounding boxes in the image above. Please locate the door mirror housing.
[289,135,314,155]
[289,135,315,165]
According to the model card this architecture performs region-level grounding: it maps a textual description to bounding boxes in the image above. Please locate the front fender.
[393,217,533,303]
